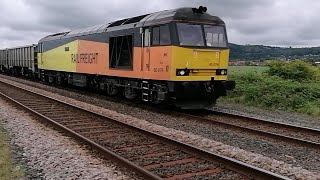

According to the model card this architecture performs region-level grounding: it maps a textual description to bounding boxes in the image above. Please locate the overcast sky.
[1,0,320,48]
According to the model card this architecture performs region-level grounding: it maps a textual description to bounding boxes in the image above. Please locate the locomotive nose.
[186,49,221,69]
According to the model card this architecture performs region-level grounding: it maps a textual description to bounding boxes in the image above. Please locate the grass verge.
[0,126,24,179]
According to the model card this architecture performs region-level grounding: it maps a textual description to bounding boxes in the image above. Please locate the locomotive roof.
[0,44,37,50]
[39,7,224,42]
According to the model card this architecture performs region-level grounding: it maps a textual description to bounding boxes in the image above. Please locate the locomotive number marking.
[193,51,197,56]
[154,67,164,72]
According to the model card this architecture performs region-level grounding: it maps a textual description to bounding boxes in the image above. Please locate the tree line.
[229,43,320,61]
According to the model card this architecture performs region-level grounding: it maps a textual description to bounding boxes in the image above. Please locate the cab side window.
[160,25,171,45]
[151,25,171,46]
[152,27,160,45]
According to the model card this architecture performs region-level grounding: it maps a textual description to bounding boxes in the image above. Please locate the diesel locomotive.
[0,6,235,109]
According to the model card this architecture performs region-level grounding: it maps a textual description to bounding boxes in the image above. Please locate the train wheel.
[106,80,118,96]
[124,87,137,100]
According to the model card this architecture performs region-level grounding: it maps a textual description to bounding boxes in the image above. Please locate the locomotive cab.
[171,22,234,108]
[140,7,235,108]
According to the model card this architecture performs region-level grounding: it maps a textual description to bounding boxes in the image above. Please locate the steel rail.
[0,80,290,180]
[176,110,320,149]
[212,109,320,135]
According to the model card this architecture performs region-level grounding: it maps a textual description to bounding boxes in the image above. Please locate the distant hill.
[229,43,320,61]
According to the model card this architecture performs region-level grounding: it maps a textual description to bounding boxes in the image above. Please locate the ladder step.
[142,81,149,102]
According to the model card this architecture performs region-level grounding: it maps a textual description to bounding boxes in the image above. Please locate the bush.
[223,70,320,116]
[266,60,319,81]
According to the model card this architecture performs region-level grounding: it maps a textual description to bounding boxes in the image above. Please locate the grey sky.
[1,0,319,48]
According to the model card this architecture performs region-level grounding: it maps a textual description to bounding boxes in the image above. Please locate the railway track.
[0,81,289,179]
[178,109,320,149]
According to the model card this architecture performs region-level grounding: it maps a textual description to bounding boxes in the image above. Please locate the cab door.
[142,28,151,72]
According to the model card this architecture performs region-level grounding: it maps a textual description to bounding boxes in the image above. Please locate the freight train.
[0,6,235,109]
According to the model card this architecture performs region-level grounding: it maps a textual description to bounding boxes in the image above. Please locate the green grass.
[0,127,24,180]
[228,66,269,76]
[223,64,320,117]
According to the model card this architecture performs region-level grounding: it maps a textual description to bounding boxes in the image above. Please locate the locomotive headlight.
[176,69,190,76]
[179,70,186,76]
[216,69,228,75]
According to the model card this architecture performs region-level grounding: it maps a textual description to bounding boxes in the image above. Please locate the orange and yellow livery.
[2,6,235,109]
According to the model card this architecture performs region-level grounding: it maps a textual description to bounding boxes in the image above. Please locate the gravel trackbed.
[0,98,136,179]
